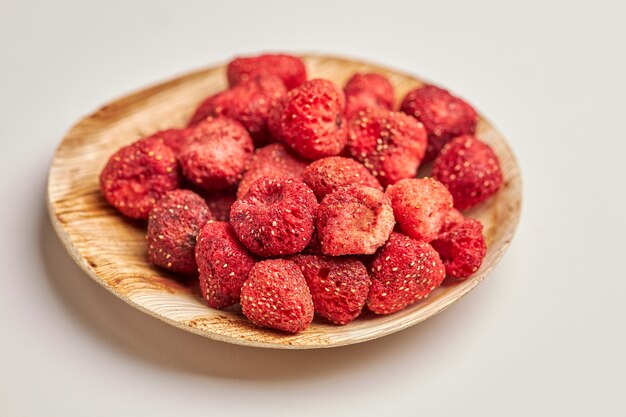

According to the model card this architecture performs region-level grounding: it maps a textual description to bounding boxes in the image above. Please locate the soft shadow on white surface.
[39,201,505,381]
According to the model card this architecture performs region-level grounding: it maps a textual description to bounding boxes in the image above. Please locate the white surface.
[1,0,625,415]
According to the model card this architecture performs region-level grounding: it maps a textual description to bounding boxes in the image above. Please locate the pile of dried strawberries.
[100,53,503,333]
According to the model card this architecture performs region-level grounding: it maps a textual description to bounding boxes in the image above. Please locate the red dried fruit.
[400,84,478,161]
[241,259,314,333]
[179,117,253,191]
[291,254,371,325]
[439,208,465,234]
[432,218,487,280]
[230,176,318,257]
[195,221,257,309]
[302,156,382,200]
[100,136,180,220]
[317,184,395,256]
[237,143,307,200]
[344,73,395,119]
[146,190,212,274]
[188,75,287,146]
[367,232,445,315]
[227,53,307,90]
[346,108,427,186]
[150,127,193,156]
[386,178,453,242]
[270,79,347,160]
[432,135,503,210]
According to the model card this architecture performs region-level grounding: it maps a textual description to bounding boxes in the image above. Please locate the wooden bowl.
[47,55,521,349]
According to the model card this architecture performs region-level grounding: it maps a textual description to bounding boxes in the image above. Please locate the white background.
[1,1,625,415]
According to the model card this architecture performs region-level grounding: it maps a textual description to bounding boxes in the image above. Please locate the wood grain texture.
[46,55,522,349]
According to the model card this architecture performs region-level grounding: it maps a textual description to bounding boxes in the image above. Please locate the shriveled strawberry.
[367,232,445,315]
[270,79,347,160]
[317,184,395,256]
[400,84,477,161]
[179,117,253,191]
[432,218,487,280]
[241,259,314,333]
[346,108,427,186]
[386,178,453,242]
[432,135,503,210]
[291,254,371,325]
[195,221,257,309]
[230,176,318,257]
[147,189,212,275]
[100,136,180,220]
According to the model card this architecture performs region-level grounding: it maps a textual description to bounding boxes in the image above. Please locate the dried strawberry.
[195,221,257,309]
[317,184,395,256]
[179,117,253,191]
[147,189,212,274]
[432,135,503,209]
[367,233,445,315]
[100,136,180,220]
[230,176,318,257]
[291,254,371,325]
[432,218,487,280]
[386,178,453,242]
[400,84,477,161]
[270,79,347,160]
[346,108,427,186]
[241,259,314,333]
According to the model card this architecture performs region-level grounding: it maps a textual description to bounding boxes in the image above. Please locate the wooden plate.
[46,55,521,349]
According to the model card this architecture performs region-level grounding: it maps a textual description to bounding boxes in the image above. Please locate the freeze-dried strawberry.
[367,233,445,315]
[100,136,180,220]
[241,259,314,333]
[188,75,287,146]
[230,176,318,257]
[179,117,253,191]
[346,108,427,186]
[195,221,257,309]
[227,53,307,90]
[344,73,394,118]
[146,190,212,275]
[432,218,487,280]
[291,254,371,325]
[302,156,382,200]
[317,184,395,256]
[386,178,453,242]
[400,84,477,161]
[432,135,503,210]
[237,143,307,199]
[270,79,347,160]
